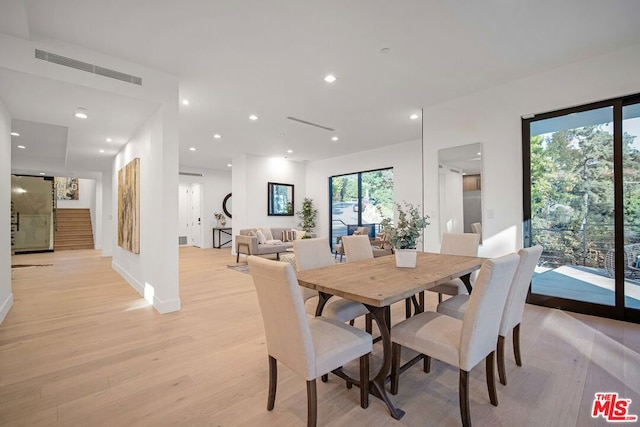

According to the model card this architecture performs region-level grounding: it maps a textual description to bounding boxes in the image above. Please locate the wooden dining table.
[296,251,486,420]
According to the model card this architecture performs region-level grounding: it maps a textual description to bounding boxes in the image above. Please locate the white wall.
[232,154,306,251]
[112,104,180,314]
[0,98,13,324]
[422,43,640,258]
[305,139,424,243]
[178,169,232,248]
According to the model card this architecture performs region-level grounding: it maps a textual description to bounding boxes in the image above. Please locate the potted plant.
[296,197,318,238]
[381,202,430,268]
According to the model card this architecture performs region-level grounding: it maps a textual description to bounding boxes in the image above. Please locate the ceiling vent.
[35,49,142,86]
[179,171,204,177]
[286,116,334,132]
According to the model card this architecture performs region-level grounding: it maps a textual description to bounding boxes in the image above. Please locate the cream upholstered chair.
[390,253,519,427]
[428,233,481,302]
[248,256,372,427]
[342,235,374,262]
[294,238,369,324]
[471,222,482,242]
[437,245,543,385]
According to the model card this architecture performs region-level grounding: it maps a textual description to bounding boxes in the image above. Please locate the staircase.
[54,208,95,251]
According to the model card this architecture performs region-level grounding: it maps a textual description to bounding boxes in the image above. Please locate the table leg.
[365,304,405,420]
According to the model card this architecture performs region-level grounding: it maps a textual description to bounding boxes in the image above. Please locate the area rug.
[227,264,250,275]
[11,263,53,269]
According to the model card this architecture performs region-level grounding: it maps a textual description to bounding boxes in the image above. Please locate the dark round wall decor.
[222,193,232,218]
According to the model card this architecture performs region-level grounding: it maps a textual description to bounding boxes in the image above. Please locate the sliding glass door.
[329,168,393,251]
[523,93,640,321]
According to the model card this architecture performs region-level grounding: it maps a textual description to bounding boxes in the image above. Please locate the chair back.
[294,237,334,271]
[354,226,370,237]
[499,245,543,336]
[294,238,333,301]
[459,253,519,371]
[441,233,480,257]
[248,256,316,379]
[342,235,374,262]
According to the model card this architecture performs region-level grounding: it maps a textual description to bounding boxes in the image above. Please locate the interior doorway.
[178,182,203,248]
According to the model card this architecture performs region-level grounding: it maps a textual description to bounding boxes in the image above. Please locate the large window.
[523,93,640,322]
[329,168,394,250]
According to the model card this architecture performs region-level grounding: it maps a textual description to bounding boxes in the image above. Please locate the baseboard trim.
[153,295,181,314]
[0,293,14,325]
[111,261,180,314]
[112,260,144,296]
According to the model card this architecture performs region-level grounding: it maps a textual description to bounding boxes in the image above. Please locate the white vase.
[395,248,417,268]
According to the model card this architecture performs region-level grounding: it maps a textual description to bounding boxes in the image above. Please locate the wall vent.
[35,49,142,86]
[179,172,204,177]
[286,116,334,131]
[178,236,188,245]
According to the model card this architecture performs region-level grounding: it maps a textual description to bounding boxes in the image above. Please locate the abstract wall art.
[118,157,140,254]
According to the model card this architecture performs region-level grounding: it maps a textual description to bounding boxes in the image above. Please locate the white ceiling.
[2,0,640,175]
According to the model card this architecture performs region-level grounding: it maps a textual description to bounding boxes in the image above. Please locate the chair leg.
[306,379,317,427]
[497,335,507,386]
[321,374,328,382]
[513,324,522,366]
[268,356,277,411]
[438,293,443,303]
[459,369,471,427]
[349,319,355,326]
[390,343,401,395]
[360,353,370,408]
[423,355,431,373]
[486,351,498,406]
[236,251,240,263]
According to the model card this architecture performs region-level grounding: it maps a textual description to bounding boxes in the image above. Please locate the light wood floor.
[2,247,639,426]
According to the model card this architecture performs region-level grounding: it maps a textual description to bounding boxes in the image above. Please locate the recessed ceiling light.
[227,163,232,167]
[213,134,222,139]
[182,99,190,106]
[17,145,26,149]
[74,107,88,119]
[189,147,196,151]
[287,149,293,154]
[39,172,45,176]
[324,74,337,83]
[331,136,339,141]
[409,114,419,120]
[106,138,112,142]
[10,132,19,137]
[380,47,391,54]
[477,152,482,156]
[99,149,105,153]
[249,114,258,121]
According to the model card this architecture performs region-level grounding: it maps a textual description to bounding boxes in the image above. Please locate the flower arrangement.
[214,212,227,226]
[381,202,430,249]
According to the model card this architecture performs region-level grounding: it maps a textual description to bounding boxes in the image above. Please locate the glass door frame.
[329,167,393,251]
[522,92,640,323]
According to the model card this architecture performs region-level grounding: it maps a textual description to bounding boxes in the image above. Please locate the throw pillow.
[295,230,306,240]
[256,230,267,244]
[281,230,295,242]
[257,227,273,241]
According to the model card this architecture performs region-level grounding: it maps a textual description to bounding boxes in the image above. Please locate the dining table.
[296,251,486,420]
